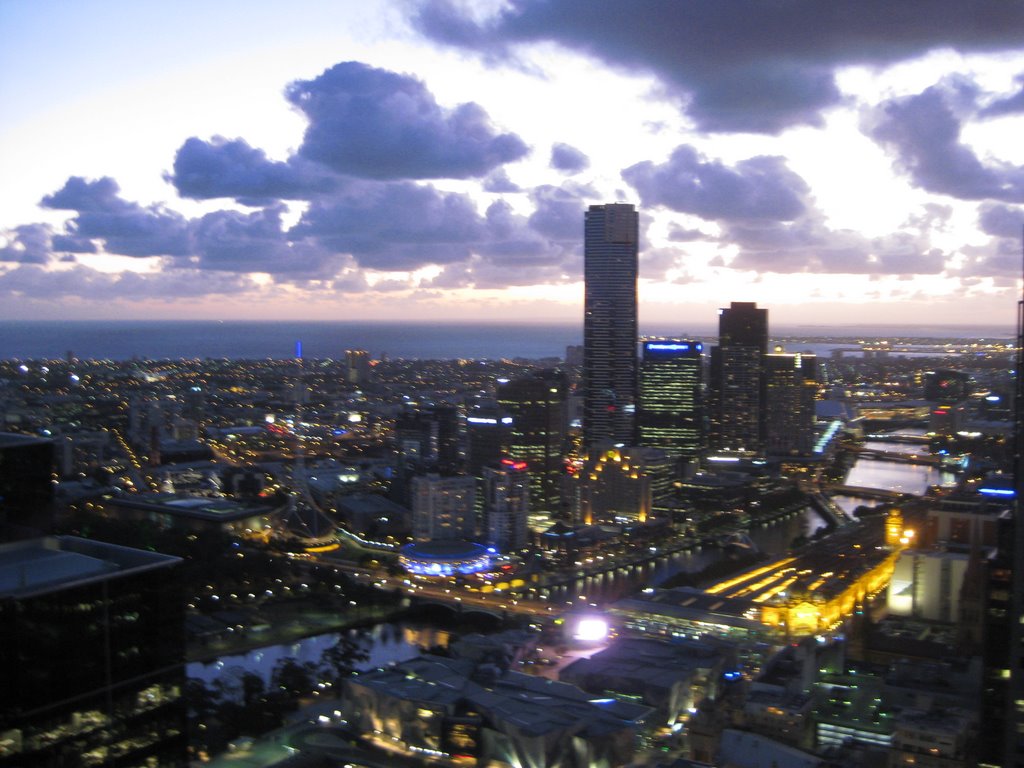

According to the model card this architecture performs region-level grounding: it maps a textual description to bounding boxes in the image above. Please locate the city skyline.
[2,1,1024,327]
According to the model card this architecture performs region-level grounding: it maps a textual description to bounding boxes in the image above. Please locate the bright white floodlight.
[574,617,609,642]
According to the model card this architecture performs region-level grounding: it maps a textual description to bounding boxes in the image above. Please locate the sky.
[2,0,1024,330]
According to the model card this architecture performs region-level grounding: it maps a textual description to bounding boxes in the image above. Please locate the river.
[189,450,953,685]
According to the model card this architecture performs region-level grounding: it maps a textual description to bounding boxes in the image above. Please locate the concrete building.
[342,654,651,768]
[345,349,372,385]
[583,203,638,447]
[496,370,568,513]
[411,473,477,542]
[481,460,530,553]
[764,352,818,456]
[559,637,731,727]
[710,302,768,454]
[887,549,970,622]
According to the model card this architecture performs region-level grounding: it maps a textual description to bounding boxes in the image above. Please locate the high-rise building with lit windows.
[710,302,768,454]
[497,370,568,513]
[583,203,638,448]
[764,352,818,456]
[481,459,530,553]
[637,340,704,461]
[411,473,477,542]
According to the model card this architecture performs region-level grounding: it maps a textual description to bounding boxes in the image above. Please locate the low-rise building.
[342,654,652,768]
[559,636,731,727]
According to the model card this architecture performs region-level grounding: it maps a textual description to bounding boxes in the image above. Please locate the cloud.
[865,84,1024,202]
[667,223,709,242]
[0,224,62,264]
[41,176,192,257]
[980,74,1024,117]
[979,202,1024,238]
[192,205,352,278]
[286,61,528,180]
[167,136,339,202]
[550,142,590,173]
[0,263,257,301]
[722,215,947,275]
[527,181,596,240]
[291,180,488,271]
[623,146,808,221]
[414,0,1024,133]
[483,168,521,192]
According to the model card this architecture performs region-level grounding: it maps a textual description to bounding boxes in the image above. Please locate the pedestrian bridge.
[826,484,909,501]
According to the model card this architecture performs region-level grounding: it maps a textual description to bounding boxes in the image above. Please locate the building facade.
[710,302,768,454]
[496,370,567,513]
[764,352,817,456]
[481,460,530,553]
[637,340,704,461]
[411,473,477,542]
[583,203,638,448]
[0,536,186,767]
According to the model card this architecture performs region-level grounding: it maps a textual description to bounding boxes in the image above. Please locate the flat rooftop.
[109,492,276,521]
[0,432,51,449]
[0,536,180,599]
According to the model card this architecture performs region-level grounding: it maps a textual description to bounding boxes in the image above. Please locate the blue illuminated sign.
[645,342,702,353]
[979,487,1015,497]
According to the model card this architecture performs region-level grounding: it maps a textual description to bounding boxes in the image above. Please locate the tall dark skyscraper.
[637,340,704,461]
[710,301,768,454]
[583,203,638,448]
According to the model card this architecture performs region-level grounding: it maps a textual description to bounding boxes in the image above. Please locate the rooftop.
[0,536,180,599]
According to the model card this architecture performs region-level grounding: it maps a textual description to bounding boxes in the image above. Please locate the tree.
[271,657,316,702]
[320,631,370,689]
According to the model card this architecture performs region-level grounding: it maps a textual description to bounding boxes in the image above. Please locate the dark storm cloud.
[0,224,56,264]
[622,146,808,221]
[414,0,1024,134]
[866,85,1024,202]
[723,216,946,275]
[192,205,351,278]
[167,136,340,202]
[550,142,590,173]
[286,61,529,180]
[41,176,192,257]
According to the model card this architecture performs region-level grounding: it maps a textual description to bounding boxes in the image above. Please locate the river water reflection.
[845,457,956,495]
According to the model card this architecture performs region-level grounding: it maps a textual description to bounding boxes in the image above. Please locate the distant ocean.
[0,320,1014,362]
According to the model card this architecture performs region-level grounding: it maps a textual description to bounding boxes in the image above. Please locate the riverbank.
[187,597,404,664]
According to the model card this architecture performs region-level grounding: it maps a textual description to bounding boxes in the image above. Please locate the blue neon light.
[979,487,1015,497]
[645,342,702,352]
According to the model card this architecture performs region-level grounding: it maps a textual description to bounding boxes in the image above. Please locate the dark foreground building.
[0,536,186,767]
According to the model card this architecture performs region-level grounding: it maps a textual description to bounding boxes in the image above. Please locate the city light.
[574,617,609,642]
